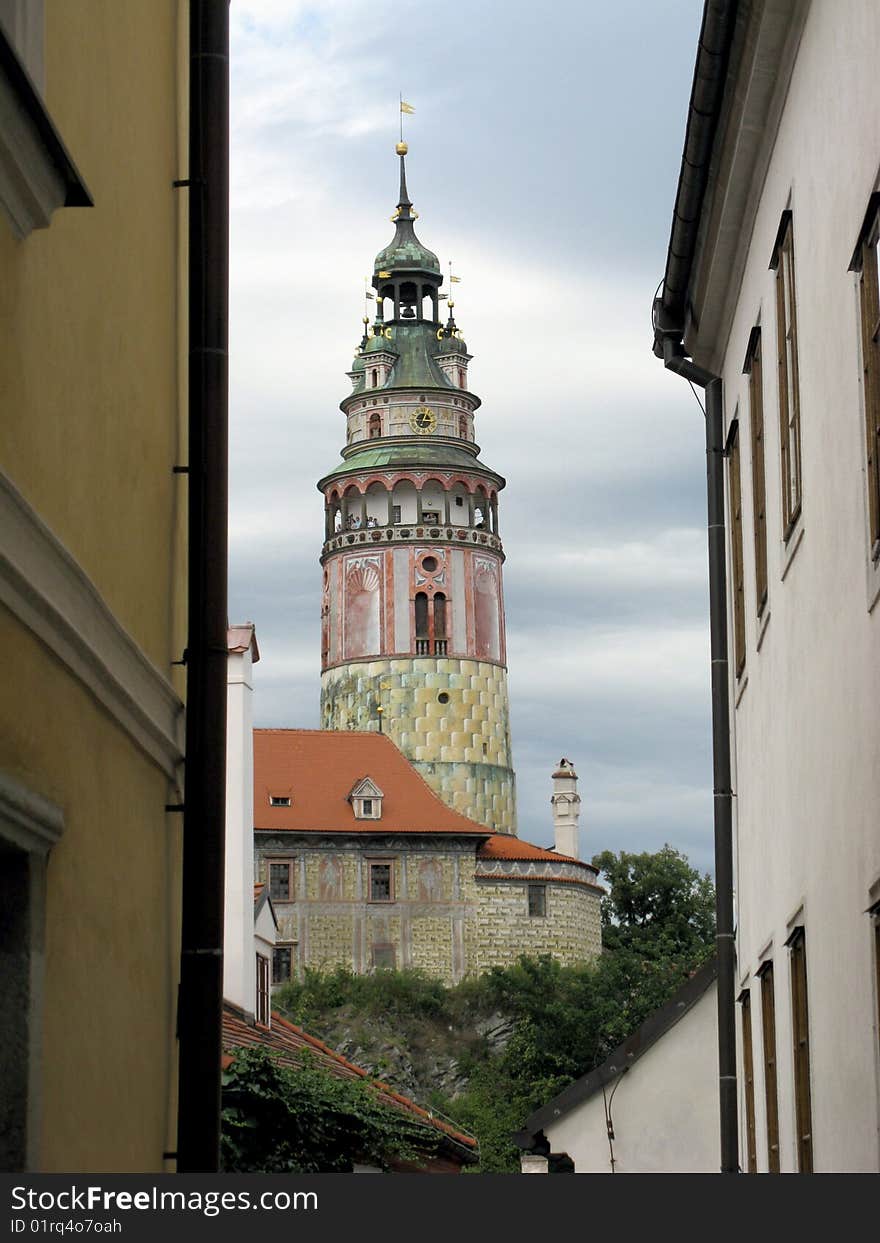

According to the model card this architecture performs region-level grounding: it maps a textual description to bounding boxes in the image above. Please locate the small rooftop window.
[349,777,384,820]
[269,795,291,807]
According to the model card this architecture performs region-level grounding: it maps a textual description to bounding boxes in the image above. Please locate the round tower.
[317,143,516,833]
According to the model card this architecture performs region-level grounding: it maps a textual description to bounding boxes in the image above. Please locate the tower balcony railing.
[414,638,448,656]
[322,523,503,559]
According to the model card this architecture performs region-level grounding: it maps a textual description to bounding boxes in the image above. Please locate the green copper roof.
[348,322,456,395]
[374,228,440,276]
[318,441,504,486]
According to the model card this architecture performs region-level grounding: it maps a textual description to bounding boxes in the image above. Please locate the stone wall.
[472,879,602,973]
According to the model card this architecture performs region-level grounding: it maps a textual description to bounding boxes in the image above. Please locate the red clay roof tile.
[253,730,490,836]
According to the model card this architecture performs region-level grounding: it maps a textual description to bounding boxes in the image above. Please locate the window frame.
[770,210,802,541]
[266,857,295,903]
[757,959,781,1172]
[738,987,758,1173]
[272,943,294,986]
[787,926,813,1173]
[850,192,880,564]
[255,953,271,1026]
[367,859,394,903]
[726,416,747,678]
[743,326,769,615]
[527,884,547,918]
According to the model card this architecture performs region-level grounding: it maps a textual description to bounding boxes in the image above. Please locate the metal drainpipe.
[177,0,230,1174]
[662,339,738,1175]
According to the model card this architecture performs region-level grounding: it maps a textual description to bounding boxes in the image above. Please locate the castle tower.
[317,143,516,833]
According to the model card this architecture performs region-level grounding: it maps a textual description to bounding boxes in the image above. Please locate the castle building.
[250,729,603,985]
[317,143,516,834]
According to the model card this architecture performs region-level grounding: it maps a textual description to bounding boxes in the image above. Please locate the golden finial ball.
[395,141,408,155]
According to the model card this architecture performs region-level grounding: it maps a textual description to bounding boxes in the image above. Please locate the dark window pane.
[269,862,290,901]
[370,864,391,901]
[528,884,546,917]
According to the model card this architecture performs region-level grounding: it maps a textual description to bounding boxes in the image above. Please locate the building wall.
[543,982,719,1173]
[0,0,186,1170]
[255,835,601,984]
[704,0,880,1172]
[321,657,516,833]
[472,880,602,973]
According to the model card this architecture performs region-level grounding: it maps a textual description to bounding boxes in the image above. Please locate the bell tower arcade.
[317,143,516,834]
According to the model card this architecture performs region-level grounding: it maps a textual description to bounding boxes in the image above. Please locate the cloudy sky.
[227,0,716,873]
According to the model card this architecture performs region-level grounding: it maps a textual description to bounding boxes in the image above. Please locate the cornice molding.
[0,470,184,779]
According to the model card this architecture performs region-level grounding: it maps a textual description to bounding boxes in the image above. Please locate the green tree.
[591,844,715,962]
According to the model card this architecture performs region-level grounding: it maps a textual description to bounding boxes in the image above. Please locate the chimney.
[223,623,259,1018]
[550,757,581,859]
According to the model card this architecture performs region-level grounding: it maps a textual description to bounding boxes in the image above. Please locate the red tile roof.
[253,729,491,836]
[253,882,265,904]
[477,834,593,869]
[227,623,260,662]
[221,1002,477,1156]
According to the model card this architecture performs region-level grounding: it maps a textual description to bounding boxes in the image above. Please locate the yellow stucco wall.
[0,1,187,1171]
[0,0,187,673]
[0,608,182,1171]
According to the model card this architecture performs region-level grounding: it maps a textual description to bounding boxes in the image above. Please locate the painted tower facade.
[318,144,516,833]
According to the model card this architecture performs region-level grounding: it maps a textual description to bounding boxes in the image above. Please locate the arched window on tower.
[370,368,378,388]
[433,594,447,655]
[459,368,466,388]
[368,412,381,439]
[458,414,467,440]
[414,593,429,655]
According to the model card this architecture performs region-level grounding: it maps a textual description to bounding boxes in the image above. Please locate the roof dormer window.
[269,795,291,807]
[349,777,384,820]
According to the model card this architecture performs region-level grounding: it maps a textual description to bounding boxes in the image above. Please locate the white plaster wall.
[545,983,719,1173]
[224,644,256,1016]
[708,0,880,1172]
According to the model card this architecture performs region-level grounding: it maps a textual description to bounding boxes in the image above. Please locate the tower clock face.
[410,405,437,435]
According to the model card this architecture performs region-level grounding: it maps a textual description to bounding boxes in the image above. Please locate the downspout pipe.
[177,0,230,1173]
[660,335,738,1174]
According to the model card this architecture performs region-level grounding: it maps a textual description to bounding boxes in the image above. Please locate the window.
[727,418,746,677]
[372,944,395,970]
[758,961,780,1172]
[739,989,758,1173]
[269,795,290,807]
[256,954,270,1025]
[422,510,440,524]
[851,193,880,560]
[528,884,546,917]
[0,774,63,1171]
[362,798,373,816]
[368,861,393,902]
[455,495,464,507]
[368,411,381,439]
[272,944,293,985]
[744,328,769,613]
[267,859,294,902]
[788,927,813,1172]
[392,504,401,523]
[459,415,467,439]
[771,211,802,538]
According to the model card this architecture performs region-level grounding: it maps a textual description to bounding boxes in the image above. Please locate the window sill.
[780,522,805,582]
[735,673,749,710]
[756,608,771,652]
[867,551,880,615]
[0,27,92,240]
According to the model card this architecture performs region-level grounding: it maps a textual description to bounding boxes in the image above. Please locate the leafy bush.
[220,1045,436,1172]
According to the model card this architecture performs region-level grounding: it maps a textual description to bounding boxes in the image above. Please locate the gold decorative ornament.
[396,141,409,154]
[410,405,437,435]
[384,327,393,339]
[436,328,444,340]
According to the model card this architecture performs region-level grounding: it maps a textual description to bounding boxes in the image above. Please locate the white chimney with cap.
[224,623,260,1018]
[550,758,581,860]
